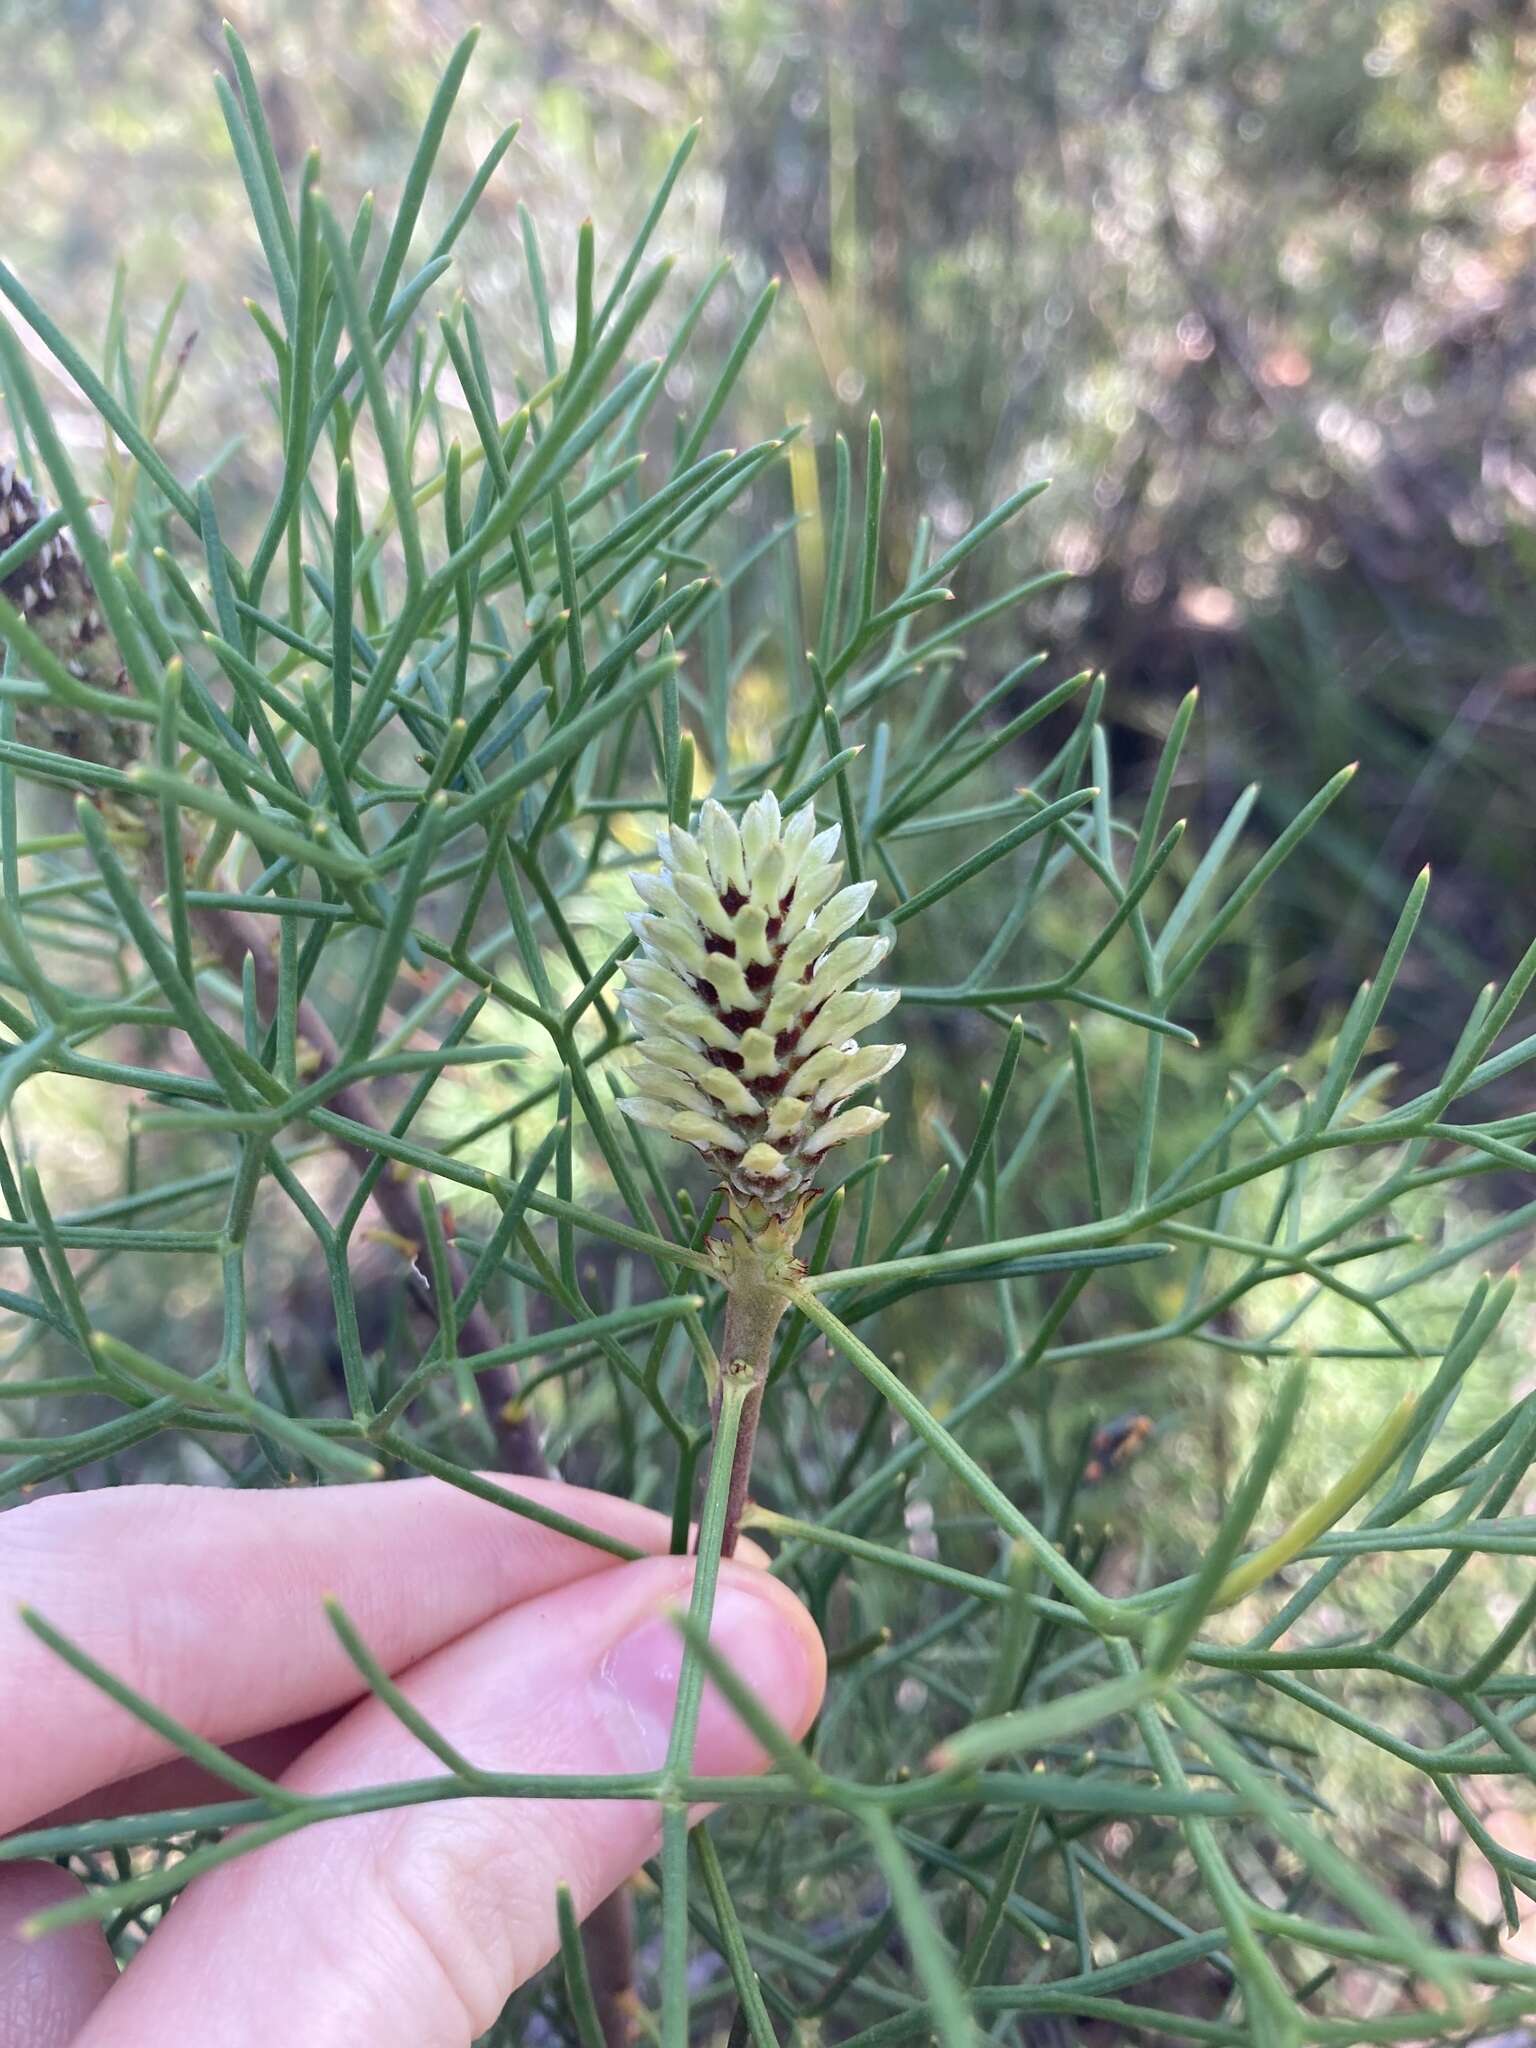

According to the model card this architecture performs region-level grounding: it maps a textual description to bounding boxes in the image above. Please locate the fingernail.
[598,1574,819,1775]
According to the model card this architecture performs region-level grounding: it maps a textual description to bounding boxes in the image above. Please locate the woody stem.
[718,1380,766,1561]
[713,1247,793,1558]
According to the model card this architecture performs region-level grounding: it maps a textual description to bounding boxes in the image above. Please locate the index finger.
[0,1474,718,1832]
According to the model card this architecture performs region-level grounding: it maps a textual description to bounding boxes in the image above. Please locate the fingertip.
[599,1556,826,1773]
[716,1556,827,1732]
[0,1864,117,2045]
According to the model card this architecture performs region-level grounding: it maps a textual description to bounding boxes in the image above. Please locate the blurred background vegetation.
[6,0,1536,1054]
[5,0,1536,2012]
[7,0,1534,1444]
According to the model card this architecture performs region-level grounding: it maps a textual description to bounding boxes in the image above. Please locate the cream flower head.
[618,792,903,1219]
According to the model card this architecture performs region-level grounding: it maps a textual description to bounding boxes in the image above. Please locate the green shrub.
[2,31,1535,2046]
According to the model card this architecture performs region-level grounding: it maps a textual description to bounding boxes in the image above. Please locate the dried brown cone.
[0,461,140,767]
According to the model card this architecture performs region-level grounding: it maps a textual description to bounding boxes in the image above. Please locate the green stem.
[787,1283,1125,1633]
[661,1366,752,2048]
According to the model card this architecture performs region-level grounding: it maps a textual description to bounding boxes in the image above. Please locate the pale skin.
[0,1479,826,2046]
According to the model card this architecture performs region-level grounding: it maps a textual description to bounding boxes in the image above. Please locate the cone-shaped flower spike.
[619,793,903,1223]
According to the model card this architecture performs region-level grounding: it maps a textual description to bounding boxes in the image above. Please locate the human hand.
[0,1478,825,2045]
